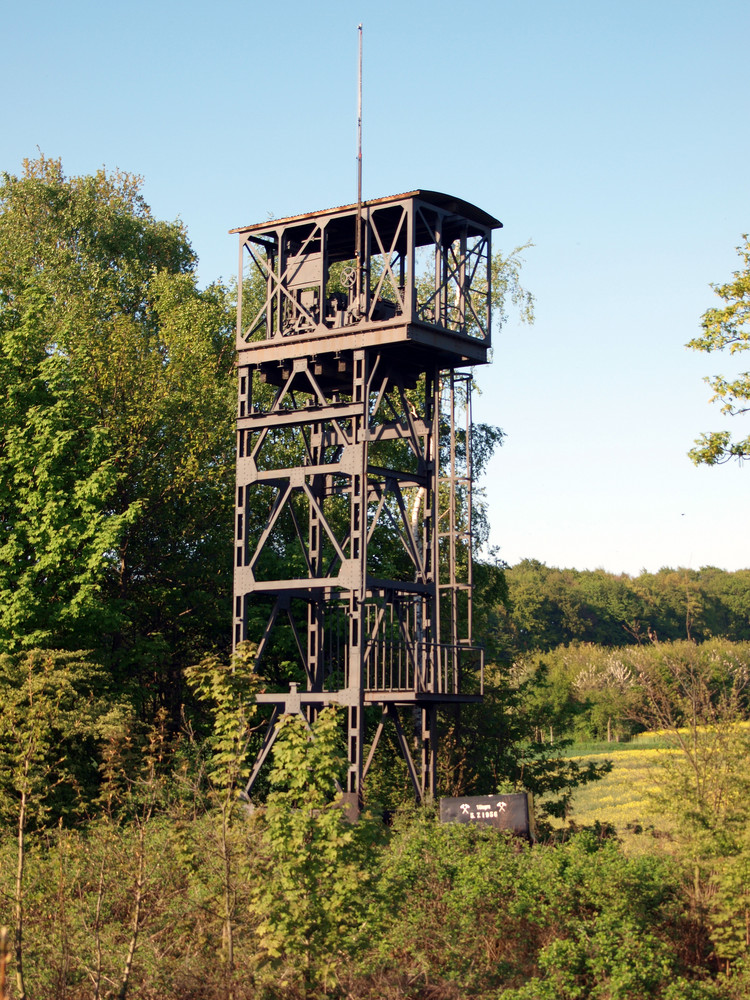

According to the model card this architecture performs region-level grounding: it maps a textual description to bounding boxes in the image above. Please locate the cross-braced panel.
[234,191,496,362]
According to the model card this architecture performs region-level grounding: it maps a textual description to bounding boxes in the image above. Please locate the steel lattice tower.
[230,190,501,812]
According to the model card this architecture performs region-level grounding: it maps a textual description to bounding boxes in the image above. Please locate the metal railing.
[363,640,484,696]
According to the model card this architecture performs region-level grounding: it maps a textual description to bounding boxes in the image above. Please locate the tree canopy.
[495,560,750,654]
[688,235,750,465]
[0,156,236,715]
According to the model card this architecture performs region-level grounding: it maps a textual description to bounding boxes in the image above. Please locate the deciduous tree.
[630,640,750,967]
[0,157,236,712]
[688,236,750,465]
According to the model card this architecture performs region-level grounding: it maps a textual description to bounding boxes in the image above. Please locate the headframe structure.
[231,190,501,810]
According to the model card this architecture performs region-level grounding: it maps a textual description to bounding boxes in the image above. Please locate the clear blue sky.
[4,0,749,575]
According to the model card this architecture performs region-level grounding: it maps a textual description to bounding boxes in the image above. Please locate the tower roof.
[229,190,502,236]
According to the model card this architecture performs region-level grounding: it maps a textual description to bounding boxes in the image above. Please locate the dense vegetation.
[1,158,750,998]
[2,662,749,999]
[0,155,236,725]
[497,561,750,652]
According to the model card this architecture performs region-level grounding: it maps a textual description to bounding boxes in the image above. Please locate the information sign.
[439,793,535,839]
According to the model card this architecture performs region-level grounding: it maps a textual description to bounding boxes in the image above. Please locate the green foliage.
[629,640,750,967]
[252,708,382,995]
[0,764,738,1000]
[514,644,641,743]
[368,820,710,1000]
[0,648,110,997]
[498,561,750,653]
[0,648,110,827]
[0,813,226,1000]
[711,833,750,967]
[185,642,261,792]
[491,240,536,326]
[552,640,750,973]
[688,236,750,464]
[513,636,750,747]
[6,159,750,997]
[0,349,132,650]
[0,156,236,716]
[183,642,264,995]
[433,660,612,823]
[0,661,187,1000]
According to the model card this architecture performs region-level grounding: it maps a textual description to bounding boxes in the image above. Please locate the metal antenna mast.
[357,24,362,208]
[355,24,363,306]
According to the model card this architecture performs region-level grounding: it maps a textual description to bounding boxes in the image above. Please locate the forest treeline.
[493,561,750,744]
[496,560,750,653]
[3,157,750,998]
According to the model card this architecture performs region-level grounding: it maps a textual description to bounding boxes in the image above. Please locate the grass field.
[547,734,681,849]
[558,722,750,852]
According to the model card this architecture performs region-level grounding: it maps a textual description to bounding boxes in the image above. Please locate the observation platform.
[231,190,502,383]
